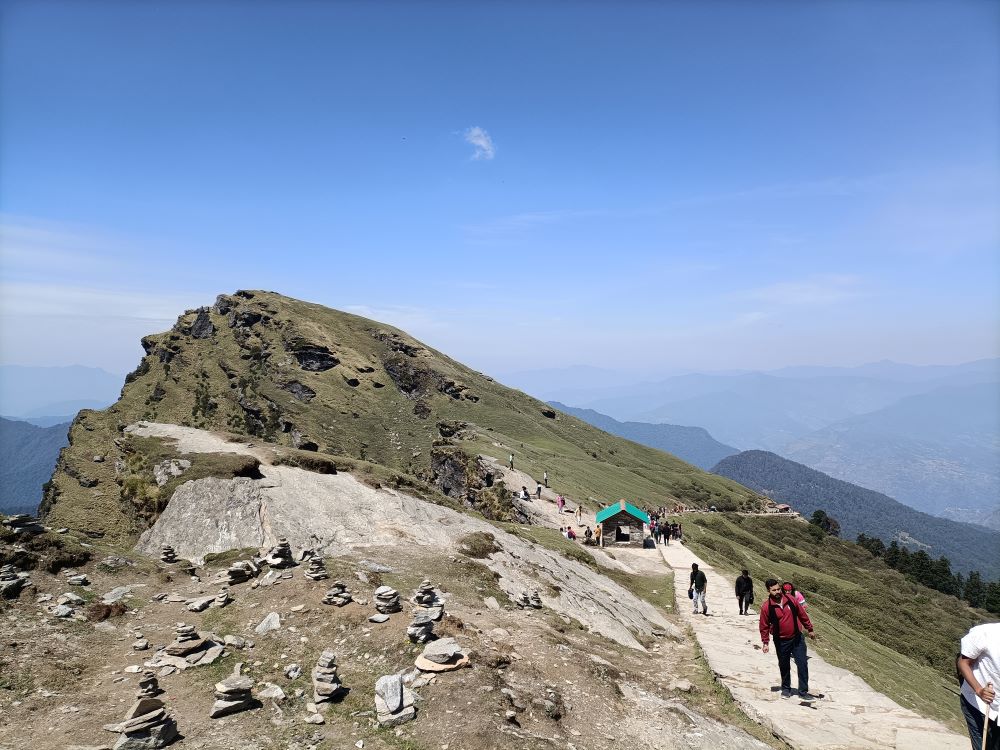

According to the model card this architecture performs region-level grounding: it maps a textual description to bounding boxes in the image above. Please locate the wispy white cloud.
[464,126,495,160]
[738,274,863,306]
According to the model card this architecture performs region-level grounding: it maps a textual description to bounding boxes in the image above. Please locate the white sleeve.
[960,628,983,659]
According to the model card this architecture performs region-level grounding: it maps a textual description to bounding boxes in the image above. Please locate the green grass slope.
[41,290,765,541]
[681,513,992,731]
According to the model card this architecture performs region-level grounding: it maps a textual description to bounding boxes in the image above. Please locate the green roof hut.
[595,500,650,547]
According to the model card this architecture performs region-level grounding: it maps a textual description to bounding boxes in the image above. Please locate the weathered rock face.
[130,423,674,650]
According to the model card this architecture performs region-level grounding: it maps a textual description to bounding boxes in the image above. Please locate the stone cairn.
[373,585,402,614]
[303,557,329,581]
[210,665,255,718]
[0,564,28,599]
[105,693,178,749]
[516,590,543,609]
[214,588,231,608]
[65,571,89,586]
[160,544,178,564]
[411,579,444,621]
[137,671,162,698]
[220,560,257,586]
[264,538,295,569]
[414,637,470,673]
[312,650,344,706]
[322,581,352,607]
[375,673,416,727]
[165,623,203,655]
[406,611,435,644]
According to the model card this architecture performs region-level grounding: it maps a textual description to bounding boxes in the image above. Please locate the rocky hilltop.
[41,290,764,541]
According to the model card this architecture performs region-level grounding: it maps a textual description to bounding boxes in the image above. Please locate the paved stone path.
[658,541,967,750]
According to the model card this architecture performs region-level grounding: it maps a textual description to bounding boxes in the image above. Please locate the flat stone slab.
[414,653,469,673]
[420,637,462,664]
[254,612,280,635]
[368,613,390,623]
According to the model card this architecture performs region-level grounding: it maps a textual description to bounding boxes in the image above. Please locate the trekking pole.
[983,682,992,750]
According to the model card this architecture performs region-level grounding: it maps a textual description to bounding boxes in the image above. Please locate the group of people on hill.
[650,517,681,544]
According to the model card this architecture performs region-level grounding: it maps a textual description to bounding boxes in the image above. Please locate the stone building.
[596,500,649,547]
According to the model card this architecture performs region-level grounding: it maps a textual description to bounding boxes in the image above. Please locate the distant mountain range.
[711,450,1000,579]
[549,401,738,470]
[0,365,122,419]
[526,359,999,526]
[783,382,1000,524]
[0,417,70,515]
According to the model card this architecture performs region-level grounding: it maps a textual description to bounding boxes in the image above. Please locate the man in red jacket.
[760,578,818,701]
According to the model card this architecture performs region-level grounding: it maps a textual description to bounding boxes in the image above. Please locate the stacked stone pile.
[210,665,256,718]
[0,564,28,599]
[414,637,469,673]
[264,538,295,568]
[137,671,162,698]
[160,544,178,563]
[312,650,344,706]
[406,611,435,644]
[411,579,444,621]
[166,623,203,655]
[516,590,543,609]
[373,585,402,614]
[104,696,178,749]
[218,560,257,586]
[322,581,352,607]
[214,588,231,608]
[375,673,416,727]
[303,557,329,581]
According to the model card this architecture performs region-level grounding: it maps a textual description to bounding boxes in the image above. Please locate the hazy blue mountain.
[0,417,70,515]
[784,382,1000,522]
[1,414,78,428]
[0,365,122,418]
[712,450,1000,579]
[549,402,738,470]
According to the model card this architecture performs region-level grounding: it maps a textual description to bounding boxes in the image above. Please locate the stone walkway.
[658,541,967,750]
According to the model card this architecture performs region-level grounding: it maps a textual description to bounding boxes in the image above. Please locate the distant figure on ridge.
[759,578,817,702]
[735,569,754,615]
[957,622,999,750]
[535,483,543,499]
[689,563,708,615]
[556,495,565,513]
[508,453,514,470]
[543,470,548,487]
[575,504,583,524]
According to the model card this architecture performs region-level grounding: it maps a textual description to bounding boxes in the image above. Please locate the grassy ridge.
[42,290,765,541]
[682,513,990,732]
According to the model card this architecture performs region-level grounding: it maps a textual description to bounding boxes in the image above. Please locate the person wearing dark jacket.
[735,570,754,615]
[759,578,818,701]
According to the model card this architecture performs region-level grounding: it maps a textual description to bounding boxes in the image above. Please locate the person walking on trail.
[759,578,818,701]
[556,495,565,513]
[508,453,514,470]
[782,582,807,609]
[575,504,583,524]
[958,622,999,750]
[535,484,542,499]
[543,470,548,488]
[689,563,708,615]
[735,569,754,615]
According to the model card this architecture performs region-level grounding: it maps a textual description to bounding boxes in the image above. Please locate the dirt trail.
[658,542,967,750]
[491,458,967,749]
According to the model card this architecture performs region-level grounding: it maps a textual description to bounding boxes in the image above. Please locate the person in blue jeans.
[958,622,999,750]
[759,578,818,701]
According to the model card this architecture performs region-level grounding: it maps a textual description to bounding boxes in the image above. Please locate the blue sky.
[1,0,997,377]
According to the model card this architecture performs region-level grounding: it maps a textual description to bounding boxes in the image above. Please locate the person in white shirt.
[958,622,999,750]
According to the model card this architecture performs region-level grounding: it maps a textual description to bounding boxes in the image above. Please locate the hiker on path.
[735,569,754,615]
[556,495,565,513]
[958,622,999,750]
[543,470,548,487]
[594,525,602,545]
[508,453,514,470]
[535,484,543,499]
[689,563,708,615]
[584,526,593,544]
[575,504,583,524]
[759,578,817,701]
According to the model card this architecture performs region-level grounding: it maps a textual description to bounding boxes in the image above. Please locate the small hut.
[596,500,650,547]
